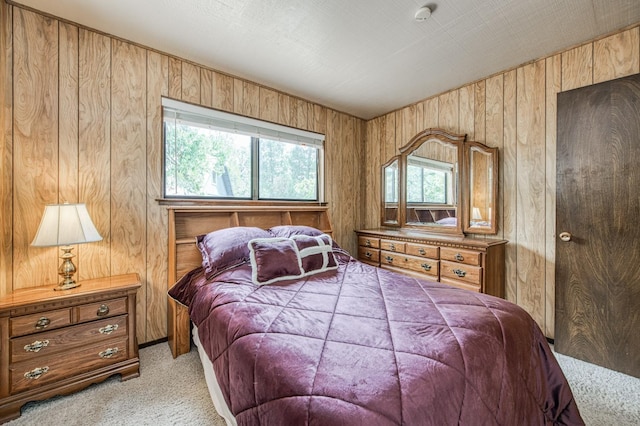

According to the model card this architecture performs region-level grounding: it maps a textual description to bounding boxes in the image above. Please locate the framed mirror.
[380,128,498,235]
[382,156,400,226]
[464,142,498,234]
[399,129,465,235]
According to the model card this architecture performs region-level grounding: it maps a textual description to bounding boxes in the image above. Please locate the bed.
[166,206,583,425]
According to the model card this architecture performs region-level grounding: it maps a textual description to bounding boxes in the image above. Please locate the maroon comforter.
[169,253,583,425]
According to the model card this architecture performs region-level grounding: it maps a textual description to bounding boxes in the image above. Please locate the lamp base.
[54,279,81,291]
[55,246,80,291]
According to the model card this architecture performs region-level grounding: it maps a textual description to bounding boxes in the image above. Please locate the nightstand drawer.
[76,297,127,322]
[10,308,72,337]
[11,315,128,363]
[10,337,129,394]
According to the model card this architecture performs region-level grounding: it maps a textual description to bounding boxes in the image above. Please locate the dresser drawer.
[440,248,481,266]
[10,337,129,394]
[403,255,439,278]
[358,236,380,249]
[406,243,438,259]
[380,250,401,267]
[76,297,127,323]
[358,247,380,263]
[441,260,482,287]
[440,277,482,293]
[380,240,406,253]
[11,315,128,363]
[10,308,72,338]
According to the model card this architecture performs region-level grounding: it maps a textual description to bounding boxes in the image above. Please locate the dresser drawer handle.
[35,317,50,330]
[97,304,110,316]
[389,243,396,251]
[421,263,432,271]
[99,347,119,359]
[24,339,50,353]
[364,239,372,247]
[24,366,49,380]
[453,268,466,278]
[418,248,426,255]
[454,253,464,261]
[99,324,119,335]
[364,251,372,259]
[384,255,394,264]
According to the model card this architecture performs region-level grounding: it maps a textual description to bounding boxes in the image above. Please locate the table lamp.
[31,203,103,290]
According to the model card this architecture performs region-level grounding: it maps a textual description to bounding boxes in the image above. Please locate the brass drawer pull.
[97,304,110,317]
[454,253,464,261]
[453,268,466,278]
[385,255,394,264]
[24,339,50,353]
[421,263,432,271]
[389,243,396,251]
[35,317,51,330]
[24,366,49,380]
[99,324,119,335]
[418,248,426,255]
[364,239,371,247]
[364,251,372,259]
[99,347,119,359]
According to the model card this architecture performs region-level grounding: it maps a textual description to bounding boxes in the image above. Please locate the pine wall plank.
[1,0,13,298]
[593,27,640,84]
[12,8,59,289]
[58,22,78,205]
[110,39,147,341]
[146,51,169,341]
[515,60,546,323]
[545,54,562,338]
[1,2,364,342]
[78,29,111,281]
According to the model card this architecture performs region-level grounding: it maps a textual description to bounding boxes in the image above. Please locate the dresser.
[0,274,141,424]
[356,229,507,298]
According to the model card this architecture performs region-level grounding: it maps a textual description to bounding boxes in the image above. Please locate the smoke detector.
[415,6,432,21]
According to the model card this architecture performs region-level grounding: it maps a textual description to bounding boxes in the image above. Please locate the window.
[162,98,324,201]
[406,157,453,204]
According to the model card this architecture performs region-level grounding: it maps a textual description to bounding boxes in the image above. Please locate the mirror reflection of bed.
[407,206,456,226]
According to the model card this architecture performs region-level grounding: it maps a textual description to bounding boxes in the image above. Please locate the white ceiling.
[11,0,640,119]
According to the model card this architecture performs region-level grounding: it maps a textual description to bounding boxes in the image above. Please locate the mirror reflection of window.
[406,157,453,204]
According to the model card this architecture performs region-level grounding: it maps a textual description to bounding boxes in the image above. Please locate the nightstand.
[0,274,141,424]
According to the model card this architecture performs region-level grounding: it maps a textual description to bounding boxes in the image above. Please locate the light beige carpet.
[7,342,640,425]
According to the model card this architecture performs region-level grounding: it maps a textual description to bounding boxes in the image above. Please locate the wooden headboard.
[166,204,332,358]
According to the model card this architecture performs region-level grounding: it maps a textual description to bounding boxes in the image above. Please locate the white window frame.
[162,98,326,202]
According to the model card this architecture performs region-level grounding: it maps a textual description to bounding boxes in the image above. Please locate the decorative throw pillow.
[248,237,304,285]
[197,227,272,280]
[267,225,324,238]
[291,234,338,276]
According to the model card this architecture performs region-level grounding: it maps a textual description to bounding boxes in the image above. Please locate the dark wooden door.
[555,73,640,378]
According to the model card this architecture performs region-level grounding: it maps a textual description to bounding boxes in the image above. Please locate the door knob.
[559,232,572,242]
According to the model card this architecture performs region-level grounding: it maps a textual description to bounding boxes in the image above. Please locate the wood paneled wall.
[364,24,640,337]
[0,3,364,344]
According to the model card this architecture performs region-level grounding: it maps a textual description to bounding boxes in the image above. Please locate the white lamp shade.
[31,203,103,247]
